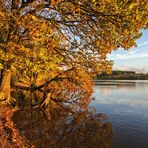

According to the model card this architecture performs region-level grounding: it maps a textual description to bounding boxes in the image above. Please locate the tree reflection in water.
[12,91,114,148]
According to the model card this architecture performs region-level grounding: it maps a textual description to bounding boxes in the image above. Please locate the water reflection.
[11,91,114,148]
[93,81,148,108]
[92,80,148,148]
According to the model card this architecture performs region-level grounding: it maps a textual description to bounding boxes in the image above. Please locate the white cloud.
[138,41,148,47]
[109,52,148,60]
[108,41,148,60]
[113,65,148,73]
[107,41,148,73]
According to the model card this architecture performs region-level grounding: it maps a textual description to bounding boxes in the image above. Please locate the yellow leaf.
[32,16,37,21]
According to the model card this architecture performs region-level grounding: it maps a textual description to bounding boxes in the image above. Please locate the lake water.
[92,80,148,148]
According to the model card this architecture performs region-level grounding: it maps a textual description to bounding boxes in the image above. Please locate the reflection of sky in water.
[92,80,148,148]
[93,81,148,108]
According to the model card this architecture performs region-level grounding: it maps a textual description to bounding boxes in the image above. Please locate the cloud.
[108,41,148,60]
[108,52,148,60]
[138,41,148,47]
[107,40,148,73]
[112,65,148,73]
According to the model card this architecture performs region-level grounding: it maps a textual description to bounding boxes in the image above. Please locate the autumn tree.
[0,0,148,105]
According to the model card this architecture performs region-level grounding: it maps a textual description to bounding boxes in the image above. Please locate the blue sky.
[108,30,148,73]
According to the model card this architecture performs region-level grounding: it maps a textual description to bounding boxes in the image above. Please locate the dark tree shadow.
[11,91,114,148]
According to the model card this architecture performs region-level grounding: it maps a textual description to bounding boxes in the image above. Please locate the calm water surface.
[92,80,148,148]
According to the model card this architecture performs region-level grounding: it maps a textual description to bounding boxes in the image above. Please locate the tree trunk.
[0,69,12,103]
[0,69,3,85]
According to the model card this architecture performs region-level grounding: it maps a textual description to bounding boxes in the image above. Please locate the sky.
[107,30,148,73]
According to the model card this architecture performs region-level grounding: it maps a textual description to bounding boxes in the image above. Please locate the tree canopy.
[0,0,148,106]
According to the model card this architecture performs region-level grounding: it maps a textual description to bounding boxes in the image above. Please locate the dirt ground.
[0,105,30,148]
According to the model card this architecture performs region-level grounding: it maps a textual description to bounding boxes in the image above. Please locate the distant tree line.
[97,70,148,80]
